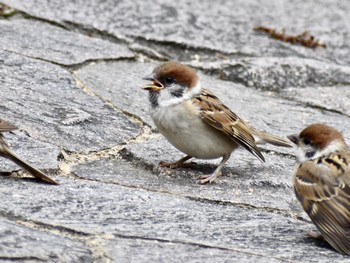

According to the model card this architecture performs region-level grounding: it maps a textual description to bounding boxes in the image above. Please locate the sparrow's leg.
[159,155,196,169]
[197,153,231,184]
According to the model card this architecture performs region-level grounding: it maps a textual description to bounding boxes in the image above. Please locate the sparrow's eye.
[302,137,312,145]
[164,76,175,86]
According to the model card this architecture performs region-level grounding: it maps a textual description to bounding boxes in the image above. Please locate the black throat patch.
[149,92,159,109]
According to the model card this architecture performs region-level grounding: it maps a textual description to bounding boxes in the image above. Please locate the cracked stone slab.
[0,218,93,262]
[74,61,155,127]
[0,129,59,172]
[75,61,350,134]
[103,237,284,263]
[3,0,350,66]
[0,176,348,262]
[0,50,141,152]
[281,86,350,117]
[0,17,134,65]
[191,58,350,91]
[72,147,298,213]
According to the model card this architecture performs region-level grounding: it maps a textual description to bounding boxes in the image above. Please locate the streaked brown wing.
[0,118,17,132]
[193,89,264,162]
[294,153,350,254]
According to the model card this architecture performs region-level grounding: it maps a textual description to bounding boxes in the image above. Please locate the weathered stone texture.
[0,0,349,262]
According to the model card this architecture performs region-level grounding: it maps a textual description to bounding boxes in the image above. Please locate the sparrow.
[142,61,292,184]
[288,123,350,255]
[0,118,58,184]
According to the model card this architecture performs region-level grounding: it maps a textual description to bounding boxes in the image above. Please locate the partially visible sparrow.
[0,118,57,185]
[142,61,292,184]
[288,123,350,255]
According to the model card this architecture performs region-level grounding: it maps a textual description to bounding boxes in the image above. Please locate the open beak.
[142,74,164,92]
[287,134,299,145]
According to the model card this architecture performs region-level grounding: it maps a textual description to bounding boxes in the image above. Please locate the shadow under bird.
[142,61,292,184]
[288,123,350,255]
[0,118,57,185]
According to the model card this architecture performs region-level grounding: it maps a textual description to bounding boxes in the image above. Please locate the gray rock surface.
[0,129,59,171]
[0,0,350,262]
[3,0,349,65]
[102,238,286,263]
[0,50,141,153]
[74,61,154,127]
[0,218,93,262]
[282,86,350,117]
[0,17,134,65]
[0,176,347,263]
[192,58,350,91]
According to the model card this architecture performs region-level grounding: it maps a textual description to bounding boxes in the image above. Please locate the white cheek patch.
[159,91,185,108]
[295,139,345,162]
[290,142,311,162]
[313,139,345,159]
[186,81,202,98]
[295,145,308,162]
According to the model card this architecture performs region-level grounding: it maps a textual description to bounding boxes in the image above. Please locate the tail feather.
[0,119,17,132]
[251,128,293,148]
[1,146,58,185]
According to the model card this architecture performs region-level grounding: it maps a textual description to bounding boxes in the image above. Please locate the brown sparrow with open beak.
[0,118,57,184]
[288,123,350,255]
[142,61,292,184]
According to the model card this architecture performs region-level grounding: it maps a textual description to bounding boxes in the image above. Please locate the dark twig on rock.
[254,26,326,48]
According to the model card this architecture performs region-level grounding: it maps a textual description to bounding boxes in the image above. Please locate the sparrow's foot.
[307,230,324,240]
[159,160,197,169]
[197,154,229,184]
[159,155,194,169]
[197,172,222,184]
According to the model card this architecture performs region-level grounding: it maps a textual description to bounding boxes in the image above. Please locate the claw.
[158,156,193,169]
[197,172,222,184]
